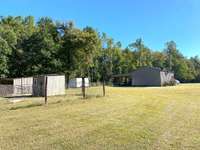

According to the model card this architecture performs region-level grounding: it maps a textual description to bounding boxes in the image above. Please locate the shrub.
[163,79,177,86]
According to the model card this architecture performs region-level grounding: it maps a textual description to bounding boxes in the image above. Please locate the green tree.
[165,41,177,71]
[190,56,200,82]
[0,24,17,77]
[59,22,81,88]
[78,27,101,98]
[152,51,166,69]
[121,48,136,73]
[59,24,101,97]
[129,38,152,67]
[164,41,196,82]
[0,16,36,77]
[21,18,61,76]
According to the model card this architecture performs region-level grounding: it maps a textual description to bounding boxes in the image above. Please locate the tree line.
[0,16,200,84]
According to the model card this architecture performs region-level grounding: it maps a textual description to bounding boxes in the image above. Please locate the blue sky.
[1,0,200,57]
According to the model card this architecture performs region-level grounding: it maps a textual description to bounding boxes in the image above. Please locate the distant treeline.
[0,16,200,83]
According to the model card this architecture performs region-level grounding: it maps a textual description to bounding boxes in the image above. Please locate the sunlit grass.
[0,84,200,149]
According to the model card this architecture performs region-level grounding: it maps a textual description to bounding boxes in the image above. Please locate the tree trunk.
[82,77,86,98]
[169,53,172,71]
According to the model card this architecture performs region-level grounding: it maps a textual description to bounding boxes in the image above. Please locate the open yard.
[0,84,200,150]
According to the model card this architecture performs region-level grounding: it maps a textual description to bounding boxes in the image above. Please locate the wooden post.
[82,77,86,98]
[102,76,105,96]
[66,72,70,89]
[102,51,106,97]
[44,76,48,105]
[21,78,23,95]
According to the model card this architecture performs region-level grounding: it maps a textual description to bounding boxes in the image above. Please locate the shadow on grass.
[5,95,33,99]
[10,103,43,110]
[88,94,103,98]
[72,93,103,98]
[8,94,104,110]
[9,100,63,110]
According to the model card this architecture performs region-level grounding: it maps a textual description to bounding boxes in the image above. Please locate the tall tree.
[129,38,152,67]
[190,56,200,82]
[21,18,61,76]
[0,25,17,77]
[78,27,101,98]
[121,48,136,73]
[165,41,177,71]
[152,51,166,69]
[59,21,81,88]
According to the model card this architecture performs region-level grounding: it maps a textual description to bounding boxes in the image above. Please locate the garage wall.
[131,68,161,86]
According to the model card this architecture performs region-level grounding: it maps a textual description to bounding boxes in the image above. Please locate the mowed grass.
[0,84,200,150]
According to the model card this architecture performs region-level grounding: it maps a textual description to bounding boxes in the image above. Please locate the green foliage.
[190,56,200,82]
[0,25,17,77]
[0,16,199,83]
[129,38,153,67]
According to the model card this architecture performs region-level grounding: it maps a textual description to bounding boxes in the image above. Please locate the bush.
[163,79,177,86]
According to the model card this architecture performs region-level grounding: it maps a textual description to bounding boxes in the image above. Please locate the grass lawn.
[0,84,200,150]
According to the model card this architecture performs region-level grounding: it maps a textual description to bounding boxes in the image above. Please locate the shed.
[0,77,33,96]
[33,75,65,96]
[131,67,174,86]
[113,67,175,87]
[112,74,132,86]
[13,77,33,95]
[68,78,89,88]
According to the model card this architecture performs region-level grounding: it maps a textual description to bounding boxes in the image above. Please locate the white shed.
[13,77,33,95]
[68,78,89,88]
[0,77,33,96]
[33,75,65,96]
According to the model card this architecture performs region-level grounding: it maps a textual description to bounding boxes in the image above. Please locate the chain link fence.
[66,82,105,98]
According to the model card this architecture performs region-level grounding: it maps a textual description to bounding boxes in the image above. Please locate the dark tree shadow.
[5,95,33,99]
[10,103,43,110]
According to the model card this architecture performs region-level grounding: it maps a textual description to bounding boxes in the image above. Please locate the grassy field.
[0,84,200,150]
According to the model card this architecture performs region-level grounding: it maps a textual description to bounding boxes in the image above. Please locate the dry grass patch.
[0,84,200,150]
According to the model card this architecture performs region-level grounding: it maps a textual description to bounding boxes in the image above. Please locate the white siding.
[68,78,89,88]
[33,75,65,97]
[160,72,174,85]
[13,77,33,95]
[68,79,77,88]
[47,75,65,96]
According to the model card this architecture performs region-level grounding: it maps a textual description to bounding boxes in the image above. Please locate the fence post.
[21,78,23,95]
[82,77,86,98]
[44,76,48,105]
[102,76,105,97]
